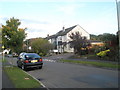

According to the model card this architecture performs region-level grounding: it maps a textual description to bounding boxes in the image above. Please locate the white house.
[47,24,90,53]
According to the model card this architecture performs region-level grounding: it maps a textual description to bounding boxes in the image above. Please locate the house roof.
[47,25,77,39]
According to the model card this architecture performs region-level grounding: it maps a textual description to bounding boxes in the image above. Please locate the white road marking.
[43,59,56,63]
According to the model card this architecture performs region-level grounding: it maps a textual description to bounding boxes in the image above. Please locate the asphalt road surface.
[5,57,119,88]
[28,60,118,88]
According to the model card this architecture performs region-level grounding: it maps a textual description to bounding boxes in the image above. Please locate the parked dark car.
[17,53,43,70]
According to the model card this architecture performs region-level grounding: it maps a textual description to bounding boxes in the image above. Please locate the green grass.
[0,59,2,62]
[60,59,120,69]
[3,66,42,88]
[0,59,7,63]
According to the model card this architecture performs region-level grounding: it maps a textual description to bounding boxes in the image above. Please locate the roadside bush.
[89,46,105,54]
[96,49,110,58]
[106,47,119,61]
[80,50,87,55]
[63,51,68,53]
[39,52,46,56]
[31,38,53,56]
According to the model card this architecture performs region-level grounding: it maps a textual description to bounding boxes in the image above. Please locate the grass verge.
[3,66,42,88]
[60,59,120,69]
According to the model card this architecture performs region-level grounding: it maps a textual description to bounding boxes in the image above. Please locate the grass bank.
[2,58,42,88]
[3,66,42,88]
[60,59,120,69]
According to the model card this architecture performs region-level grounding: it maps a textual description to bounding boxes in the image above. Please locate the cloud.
[26,32,46,39]
[58,5,76,15]
[57,3,85,16]
[0,0,116,2]
[21,19,49,24]
[19,19,65,39]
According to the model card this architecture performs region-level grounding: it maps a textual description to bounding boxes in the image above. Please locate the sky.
[0,0,120,39]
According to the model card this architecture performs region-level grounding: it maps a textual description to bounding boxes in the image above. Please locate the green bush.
[97,49,110,57]
[39,52,46,56]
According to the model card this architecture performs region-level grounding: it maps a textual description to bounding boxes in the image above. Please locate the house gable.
[66,25,90,40]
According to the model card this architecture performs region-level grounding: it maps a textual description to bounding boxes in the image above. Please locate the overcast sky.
[0,0,119,39]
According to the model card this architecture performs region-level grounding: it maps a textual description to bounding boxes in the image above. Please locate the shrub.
[96,49,110,58]
[39,53,46,56]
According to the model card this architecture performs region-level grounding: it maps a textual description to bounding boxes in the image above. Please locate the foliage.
[90,33,118,43]
[31,38,53,56]
[90,34,100,40]
[97,49,110,57]
[2,17,26,54]
[69,32,90,55]
[90,33,119,61]
[98,33,117,42]
[99,33,119,61]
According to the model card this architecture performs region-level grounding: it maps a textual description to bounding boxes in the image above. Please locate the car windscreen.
[25,54,40,60]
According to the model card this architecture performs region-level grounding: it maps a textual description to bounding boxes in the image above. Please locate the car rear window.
[25,53,40,59]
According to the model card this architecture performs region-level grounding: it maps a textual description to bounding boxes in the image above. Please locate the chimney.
[63,26,65,32]
[47,34,49,37]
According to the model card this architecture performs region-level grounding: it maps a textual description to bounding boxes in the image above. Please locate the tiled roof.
[47,25,77,39]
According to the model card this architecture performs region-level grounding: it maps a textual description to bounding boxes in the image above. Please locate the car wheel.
[39,66,42,69]
[21,65,26,70]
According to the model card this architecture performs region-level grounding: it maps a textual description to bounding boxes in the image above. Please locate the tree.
[2,17,26,54]
[31,38,53,56]
[99,33,119,61]
[90,34,100,40]
[69,32,90,55]
[91,33,119,61]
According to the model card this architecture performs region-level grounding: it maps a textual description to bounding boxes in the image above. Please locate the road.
[6,57,119,88]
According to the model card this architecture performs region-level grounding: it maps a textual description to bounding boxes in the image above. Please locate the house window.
[60,37,62,40]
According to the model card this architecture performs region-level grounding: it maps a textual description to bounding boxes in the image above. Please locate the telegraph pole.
[116,0,120,31]
[116,0,120,62]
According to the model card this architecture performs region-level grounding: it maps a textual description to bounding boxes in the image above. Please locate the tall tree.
[69,32,90,55]
[2,17,26,54]
[90,34,100,40]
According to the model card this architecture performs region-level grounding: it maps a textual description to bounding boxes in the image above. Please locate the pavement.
[0,56,2,90]
[2,70,14,88]
[0,55,15,89]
